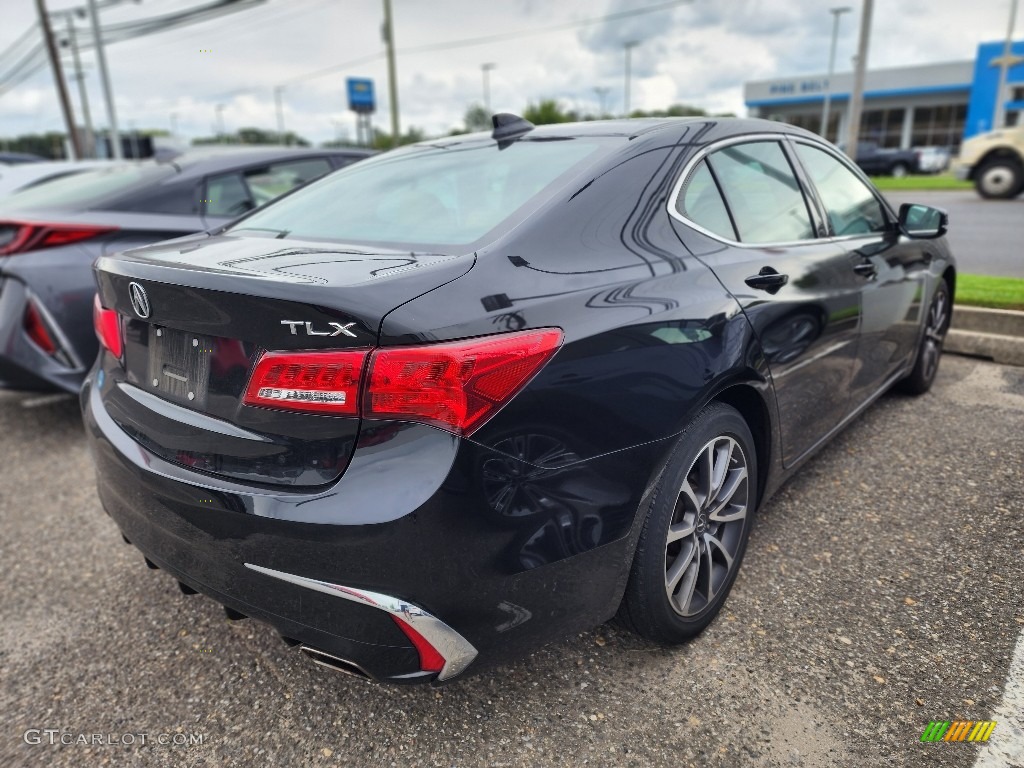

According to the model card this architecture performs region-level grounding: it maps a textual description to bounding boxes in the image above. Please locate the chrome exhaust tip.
[299,646,371,681]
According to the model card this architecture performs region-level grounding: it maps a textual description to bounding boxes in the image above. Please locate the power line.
[277,0,692,87]
[398,0,692,55]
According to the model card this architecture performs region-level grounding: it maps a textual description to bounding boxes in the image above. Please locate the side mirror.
[898,203,947,239]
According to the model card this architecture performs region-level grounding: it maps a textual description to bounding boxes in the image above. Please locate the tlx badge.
[281,320,358,338]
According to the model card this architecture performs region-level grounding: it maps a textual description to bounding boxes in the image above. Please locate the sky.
[0,0,1019,145]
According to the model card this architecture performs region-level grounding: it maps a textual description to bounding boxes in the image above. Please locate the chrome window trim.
[667,131,896,249]
[244,563,479,681]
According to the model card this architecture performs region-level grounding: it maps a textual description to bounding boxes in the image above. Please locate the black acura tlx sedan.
[82,115,955,684]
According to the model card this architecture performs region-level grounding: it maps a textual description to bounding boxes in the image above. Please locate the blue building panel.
[964,40,1024,138]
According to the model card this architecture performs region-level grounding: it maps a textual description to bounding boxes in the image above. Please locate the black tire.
[974,157,1024,200]
[890,162,909,178]
[618,402,757,644]
[898,280,951,395]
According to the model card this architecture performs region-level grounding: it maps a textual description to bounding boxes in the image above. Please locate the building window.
[767,113,840,143]
[860,108,905,148]
[910,104,967,149]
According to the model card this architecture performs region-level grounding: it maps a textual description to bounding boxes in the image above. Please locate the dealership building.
[744,40,1024,150]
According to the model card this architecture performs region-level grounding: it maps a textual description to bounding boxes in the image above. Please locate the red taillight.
[390,615,445,673]
[364,329,563,435]
[242,350,367,415]
[242,329,563,435]
[23,300,57,354]
[0,221,117,256]
[93,294,123,359]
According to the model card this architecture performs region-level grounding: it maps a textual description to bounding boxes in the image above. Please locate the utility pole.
[274,85,287,144]
[843,0,873,159]
[36,0,82,159]
[86,0,122,159]
[820,7,851,142]
[63,15,95,158]
[992,0,1021,131]
[382,0,400,147]
[623,40,639,117]
[215,103,226,140]
[594,86,611,116]
[481,62,496,113]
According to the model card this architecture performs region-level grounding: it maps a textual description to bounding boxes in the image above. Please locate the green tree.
[463,104,491,133]
[0,132,69,159]
[522,99,578,125]
[371,126,425,150]
[629,103,709,119]
[192,127,310,146]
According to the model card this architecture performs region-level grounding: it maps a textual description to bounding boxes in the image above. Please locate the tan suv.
[952,126,1024,199]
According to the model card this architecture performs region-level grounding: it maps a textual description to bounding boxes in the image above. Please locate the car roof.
[166,146,375,179]
[421,116,819,148]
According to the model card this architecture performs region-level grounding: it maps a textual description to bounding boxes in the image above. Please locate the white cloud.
[0,0,1018,143]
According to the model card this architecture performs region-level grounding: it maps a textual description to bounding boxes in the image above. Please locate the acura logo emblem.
[128,282,150,319]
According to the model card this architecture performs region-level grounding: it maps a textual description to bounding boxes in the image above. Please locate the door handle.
[744,267,789,294]
[852,262,877,279]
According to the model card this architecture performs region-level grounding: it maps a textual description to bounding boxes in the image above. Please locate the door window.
[706,141,815,244]
[793,143,889,237]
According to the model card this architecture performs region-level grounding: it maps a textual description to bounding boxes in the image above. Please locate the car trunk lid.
[93,233,474,488]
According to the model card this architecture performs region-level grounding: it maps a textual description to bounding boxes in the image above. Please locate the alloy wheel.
[921,289,949,383]
[665,435,750,617]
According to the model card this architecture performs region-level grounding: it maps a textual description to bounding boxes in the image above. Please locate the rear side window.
[793,143,889,236]
[676,160,736,240]
[228,138,610,246]
[706,141,815,244]
[205,173,252,217]
[205,158,334,218]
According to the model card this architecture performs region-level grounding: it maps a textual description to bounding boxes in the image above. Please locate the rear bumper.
[82,367,659,683]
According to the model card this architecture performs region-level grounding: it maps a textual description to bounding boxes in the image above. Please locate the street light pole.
[481,62,496,114]
[843,0,874,159]
[215,104,226,140]
[63,16,95,158]
[993,0,1021,131]
[382,0,400,147]
[36,0,82,159]
[820,6,851,142]
[274,85,286,144]
[86,0,122,159]
[594,86,611,116]
[623,41,639,117]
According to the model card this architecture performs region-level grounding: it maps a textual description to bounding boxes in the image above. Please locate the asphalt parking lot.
[1,352,1021,768]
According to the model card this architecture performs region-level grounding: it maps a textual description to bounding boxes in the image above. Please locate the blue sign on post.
[347,78,376,114]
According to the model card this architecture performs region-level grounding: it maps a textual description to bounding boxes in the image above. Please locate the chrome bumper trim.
[244,563,478,681]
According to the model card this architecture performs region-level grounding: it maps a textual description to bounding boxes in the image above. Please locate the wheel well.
[942,265,956,303]
[975,148,1024,176]
[713,384,771,508]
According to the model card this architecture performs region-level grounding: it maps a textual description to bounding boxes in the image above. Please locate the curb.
[946,306,1024,367]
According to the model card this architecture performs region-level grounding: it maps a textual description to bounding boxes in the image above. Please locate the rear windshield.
[227,138,611,247]
[2,164,176,212]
